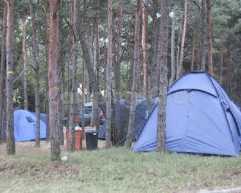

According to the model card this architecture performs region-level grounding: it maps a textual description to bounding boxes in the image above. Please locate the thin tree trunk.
[0,4,7,143]
[5,0,15,155]
[170,9,176,83]
[191,29,198,71]
[156,0,169,152]
[206,0,213,75]
[22,19,28,110]
[200,0,207,71]
[67,0,78,152]
[176,16,182,75]
[105,0,113,148]
[219,50,224,84]
[112,0,123,145]
[125,0,141,148]
[177,0,188,78]
[141,1,148,96]
[91,0,100,130]
[114,0,123,100]
[29,0,40,147]
[80,61,85,130]
[48,0,61,161]
[150,0,159,96]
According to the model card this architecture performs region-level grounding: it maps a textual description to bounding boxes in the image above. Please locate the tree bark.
[5,0,15,155]
[67,0,78,152]
[29,0,41,147]
[156,0,169,152]
[91,0,100,130]
[141,1,148,96]
[0,3,7,142]
[48,0,61,161]
[206,0,213,75]
[113,0,123,100]
[170,9,176,83]
[150,0,159,97]
[105,0,113,148]
[219,50,224,84]
[125,0,141,148]
[21,19,28,110]
[200,0,207,71]
[177,0,188,78]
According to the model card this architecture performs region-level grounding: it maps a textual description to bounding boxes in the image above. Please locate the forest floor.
[0,142,241,193]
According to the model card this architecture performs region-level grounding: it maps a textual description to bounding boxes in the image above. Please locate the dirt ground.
[0,139,106,156]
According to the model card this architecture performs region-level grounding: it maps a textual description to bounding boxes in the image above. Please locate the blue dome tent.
[14,110,47,142]
[133,72,241,156]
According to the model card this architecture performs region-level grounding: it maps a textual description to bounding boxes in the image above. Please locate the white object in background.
[61,156,68,162]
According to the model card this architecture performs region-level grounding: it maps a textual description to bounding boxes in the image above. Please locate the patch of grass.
[1,147,241,193]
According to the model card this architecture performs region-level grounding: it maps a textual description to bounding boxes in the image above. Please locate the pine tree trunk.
[125,0,141,148]
[156,0,169,152]
[48,0,61,161]
[0,4,7,143]
[177,0,188,78]
[141,1,148,96]
[5,0,15,155]
[191,29,198,71]
[80,61,86,130]
[105,0,113,148]
[67,0,78,152]
[91,0,100,130]
[206,0,213,75]
[176,15,182,74]
[200,0,207,71]
[170,9,176,83]
[114,0,123,100]
[112,0,123,145]
[22,19,28,110]
[219,50,224,84]
[150,0,159,96]
[29,0,41,147]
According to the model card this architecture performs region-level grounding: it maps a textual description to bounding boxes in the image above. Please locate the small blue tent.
[14,110,47,142]
[133,72,241,156]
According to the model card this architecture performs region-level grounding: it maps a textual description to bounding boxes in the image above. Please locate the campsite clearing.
[0,142,241,193]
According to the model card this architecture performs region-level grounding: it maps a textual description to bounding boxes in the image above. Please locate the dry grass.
[0,142,241,193]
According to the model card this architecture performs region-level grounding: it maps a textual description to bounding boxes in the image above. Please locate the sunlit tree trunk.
[105,0,113,148]
[48,0,61,161]
[5,0,15,155]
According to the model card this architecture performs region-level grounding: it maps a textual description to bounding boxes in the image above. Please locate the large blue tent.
[14,110,47,141]
[133,72,241,156]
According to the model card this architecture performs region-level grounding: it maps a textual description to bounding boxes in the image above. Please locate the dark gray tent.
[98,99,129,144]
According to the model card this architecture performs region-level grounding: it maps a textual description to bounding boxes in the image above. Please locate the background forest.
[0,0,241,160]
